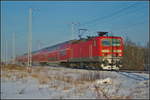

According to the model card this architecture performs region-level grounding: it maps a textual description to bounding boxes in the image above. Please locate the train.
[16,32,124,70]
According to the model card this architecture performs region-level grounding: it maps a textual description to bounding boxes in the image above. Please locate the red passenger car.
[16,32,123,70]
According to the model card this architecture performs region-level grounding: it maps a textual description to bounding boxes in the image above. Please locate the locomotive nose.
[101,55,122,70]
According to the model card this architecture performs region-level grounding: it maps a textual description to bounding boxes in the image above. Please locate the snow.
[1,66,149,99]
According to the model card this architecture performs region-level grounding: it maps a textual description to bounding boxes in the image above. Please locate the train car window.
[60,50,66,56]
[102,39,121,46]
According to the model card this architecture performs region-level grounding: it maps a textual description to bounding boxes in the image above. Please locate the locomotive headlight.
[102,50,109,52]
[102,50,122,53]
[113,50,122,52]
[118,54,122,56]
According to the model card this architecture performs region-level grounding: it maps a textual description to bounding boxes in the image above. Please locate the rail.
[116,71,149,81]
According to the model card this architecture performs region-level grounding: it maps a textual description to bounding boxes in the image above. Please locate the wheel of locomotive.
[60,62,65,67]
[78,62,83,69]
[69,62,76,69]
[87,62,95,70]
[65,62,70,68]
[85,64,92,70]
[96,63,103,70]
[84,62,90,70]
[93,62,102,70]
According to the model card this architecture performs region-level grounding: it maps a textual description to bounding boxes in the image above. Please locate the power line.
[83,3,148,33]
[80,2,139,27]
[91,6,146,29]
[94,11,148,30]
[121,19,148,31]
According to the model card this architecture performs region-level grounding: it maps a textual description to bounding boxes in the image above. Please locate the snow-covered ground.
[1,65,149,99]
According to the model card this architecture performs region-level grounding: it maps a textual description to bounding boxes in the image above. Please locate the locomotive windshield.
[102,39,121,46]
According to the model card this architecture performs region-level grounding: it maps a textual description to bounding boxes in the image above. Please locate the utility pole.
[3,37,5,65]
[71,22,74,40]
[78,29,88,39]
[5,40,8,65]
[12,32,16,64]
[37,40,42,50]
[28,8,32,67]
[3,37,7,65]
[38,40,40,50]
[0,34,1,65]
[71,22,80,40]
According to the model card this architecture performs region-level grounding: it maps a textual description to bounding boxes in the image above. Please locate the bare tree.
[121,36,145,71]
[143,41,150,71]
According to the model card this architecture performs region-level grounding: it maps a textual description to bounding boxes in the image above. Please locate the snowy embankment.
[1,65,149,99]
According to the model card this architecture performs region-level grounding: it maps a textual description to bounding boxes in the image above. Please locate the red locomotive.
[16,32,123,70]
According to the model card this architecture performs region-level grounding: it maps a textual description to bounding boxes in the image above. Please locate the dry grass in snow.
[1,64,149,99]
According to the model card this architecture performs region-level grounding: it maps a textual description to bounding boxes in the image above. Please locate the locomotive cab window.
[102,39,111,46]
[102,39,121,46]
[111,39,121,46]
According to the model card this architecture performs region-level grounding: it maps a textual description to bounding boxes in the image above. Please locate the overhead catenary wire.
[90,6,147,30]
[75,2,143,38]
[92,14,148,36]
[79,2,148,38]
[116,18,148,32]
[80,2,140,27]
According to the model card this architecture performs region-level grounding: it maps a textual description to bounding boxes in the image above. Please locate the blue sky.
[1,1,149,61]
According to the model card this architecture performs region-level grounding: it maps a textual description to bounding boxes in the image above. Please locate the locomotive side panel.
[69,38,101,62]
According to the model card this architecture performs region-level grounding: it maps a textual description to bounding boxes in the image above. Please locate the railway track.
[50,65,149,81]
[115,71,149,81]
[22,65,149,81]
[61,66,150,81]
[117,70,149,74]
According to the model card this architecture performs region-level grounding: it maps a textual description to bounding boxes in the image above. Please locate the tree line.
[121,36,149,71]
